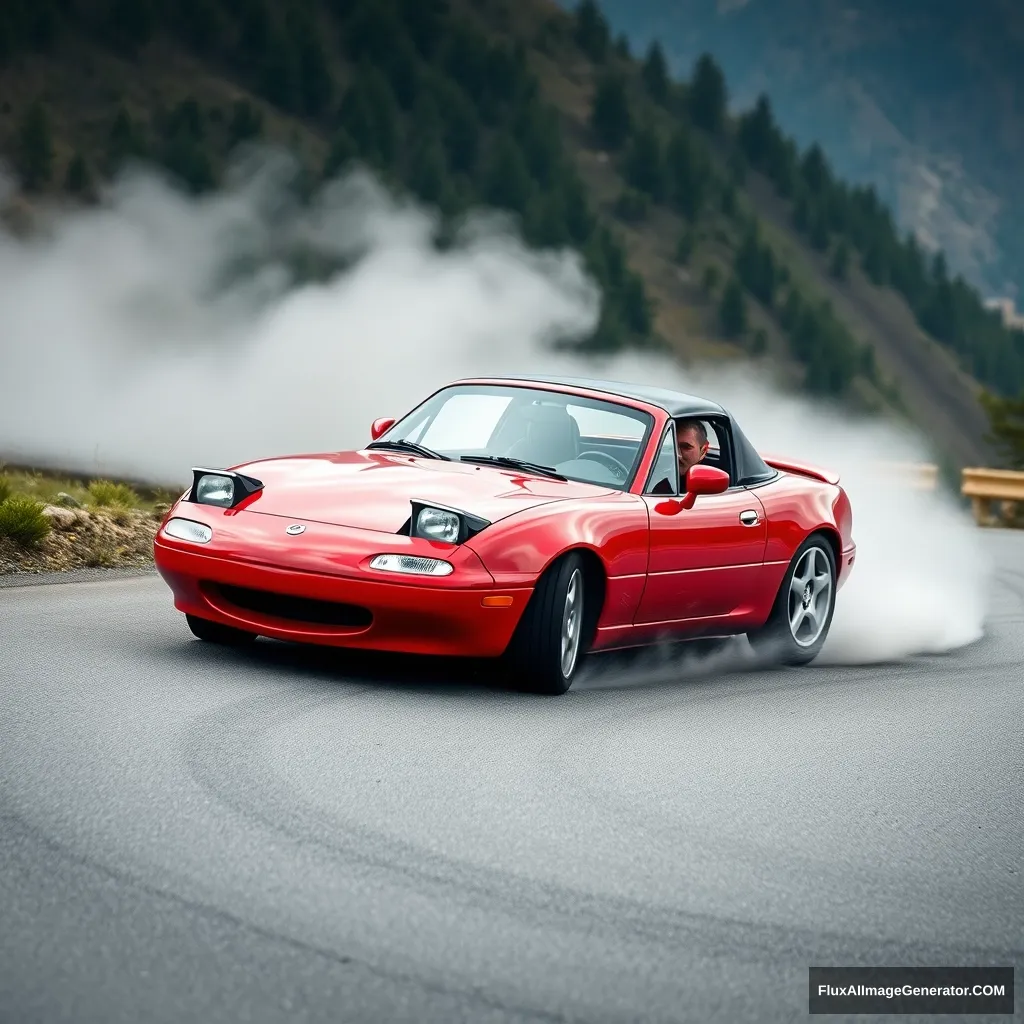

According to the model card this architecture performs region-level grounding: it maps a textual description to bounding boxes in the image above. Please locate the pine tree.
[338,66,399,169]
[259,25,300,112]
[623,125,665,201]
[481,133,532,214]
[980,389,1024,469]
[512,102,562,188]
[65,152,91,195]
[106,107,148,174]
[737,94,776,166]
[229,100,264,146]
[621,273,652,335]
[286,7,333,116]
[689,54,727,134]
[641,41,670,105]
[428,76,480,175]
[719,277,747,337]
[561,172,594,245]
[17,100,53,190]
[830,239,850,280]
[396,0,448,60]
[590,72,631,151]
[407,135,448,206]
[574,0,609,62]
[666,127,705,221]
[801,143,831,194]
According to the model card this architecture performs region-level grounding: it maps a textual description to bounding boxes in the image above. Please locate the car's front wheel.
[186,613,257,646]
[747,534,836,665]
[506,552,586,695]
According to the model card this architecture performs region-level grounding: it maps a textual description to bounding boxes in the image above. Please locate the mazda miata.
[153,375,856,693]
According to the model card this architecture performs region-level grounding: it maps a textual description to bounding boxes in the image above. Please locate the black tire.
[747,533,837,666]
[186,613,257,646]
[505,552,587,695]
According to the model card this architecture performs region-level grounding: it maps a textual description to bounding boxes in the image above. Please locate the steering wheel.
[577,449,630,482]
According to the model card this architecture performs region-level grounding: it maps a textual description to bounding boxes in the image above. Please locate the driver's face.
[677,427,709,479]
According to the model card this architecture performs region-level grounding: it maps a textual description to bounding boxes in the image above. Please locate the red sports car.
[154,375,856,693]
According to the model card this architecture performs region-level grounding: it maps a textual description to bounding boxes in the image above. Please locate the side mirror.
[680,465,729,508]
[370,417,396,441]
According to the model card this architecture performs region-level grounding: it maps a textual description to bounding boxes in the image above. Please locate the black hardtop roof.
[455,374,727,419]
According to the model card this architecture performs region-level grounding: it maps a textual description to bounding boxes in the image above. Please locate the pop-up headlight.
[188,468,264,509]
[407,500,489,544]
[416,507,460,543]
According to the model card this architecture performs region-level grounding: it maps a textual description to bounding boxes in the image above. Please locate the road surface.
[2,533,1022,1022]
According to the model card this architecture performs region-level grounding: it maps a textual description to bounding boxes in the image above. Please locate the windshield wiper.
[366,439,449,460]
[460,455,566,480]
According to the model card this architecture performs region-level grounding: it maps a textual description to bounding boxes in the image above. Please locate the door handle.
[739,509,759,526]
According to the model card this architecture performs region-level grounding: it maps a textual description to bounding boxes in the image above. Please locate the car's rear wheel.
[506,552,586,695]
[747,534,836,665]
[186,613,257,646]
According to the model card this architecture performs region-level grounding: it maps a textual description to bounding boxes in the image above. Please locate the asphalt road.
[1,533,1022,1023]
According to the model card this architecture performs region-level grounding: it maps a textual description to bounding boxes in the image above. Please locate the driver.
[676,418,709,483]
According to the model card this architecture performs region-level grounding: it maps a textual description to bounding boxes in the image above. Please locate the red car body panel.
[233,450,613,531]
[153,376,856,659]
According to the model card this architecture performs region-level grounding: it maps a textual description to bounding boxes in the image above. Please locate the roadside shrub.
[88,479,140,507]
[0,497,52,548]
[104,503,134,526]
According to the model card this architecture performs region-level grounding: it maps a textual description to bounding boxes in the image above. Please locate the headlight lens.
[196,473,234,507]
[369,554,453,576]
[163,518,213,544]
[415,507,460,543]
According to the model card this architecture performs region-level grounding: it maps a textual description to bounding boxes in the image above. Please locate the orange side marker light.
[481,595,514,607]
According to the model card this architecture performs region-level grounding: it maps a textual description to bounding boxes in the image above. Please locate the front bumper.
[153,509,533,657]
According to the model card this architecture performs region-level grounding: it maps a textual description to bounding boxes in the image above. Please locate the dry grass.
[0,503,163,574]
[0,465,170,574]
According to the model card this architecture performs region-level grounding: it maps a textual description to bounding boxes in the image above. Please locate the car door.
[634,421,768,626]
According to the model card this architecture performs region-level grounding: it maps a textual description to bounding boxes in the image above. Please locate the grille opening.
[210,583,373,627]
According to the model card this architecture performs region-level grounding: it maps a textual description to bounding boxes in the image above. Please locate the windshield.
[375,384,655,490]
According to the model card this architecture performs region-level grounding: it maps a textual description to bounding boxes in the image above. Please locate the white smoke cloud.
[0,149,990,662]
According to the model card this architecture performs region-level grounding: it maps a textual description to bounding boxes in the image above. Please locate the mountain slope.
[0,0,1012,472]
[590,0,1024,303]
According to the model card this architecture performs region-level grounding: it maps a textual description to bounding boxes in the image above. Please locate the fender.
[464,492,651,629]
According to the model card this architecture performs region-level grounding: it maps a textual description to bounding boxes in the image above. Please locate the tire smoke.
[0,150,990,662]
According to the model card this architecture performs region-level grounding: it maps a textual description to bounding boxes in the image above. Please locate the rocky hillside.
[1,0,1019,473]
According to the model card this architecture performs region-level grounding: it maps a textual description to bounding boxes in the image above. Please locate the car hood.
[229,450,615,531]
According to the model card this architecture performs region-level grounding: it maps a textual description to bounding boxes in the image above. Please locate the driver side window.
[644,424,679,495]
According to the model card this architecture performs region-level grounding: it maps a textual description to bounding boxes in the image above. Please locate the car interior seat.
[506,403,580,466]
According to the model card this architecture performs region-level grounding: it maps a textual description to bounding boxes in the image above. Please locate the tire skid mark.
[178,678,1023,970]
[0,809,566,1024]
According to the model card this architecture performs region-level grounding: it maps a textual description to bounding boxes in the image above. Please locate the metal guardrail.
[961,467,1024,527]
[875,463,1024,527]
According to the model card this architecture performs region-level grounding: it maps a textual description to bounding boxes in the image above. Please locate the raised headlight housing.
[407,500,490,544]
[187,468,264,509]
